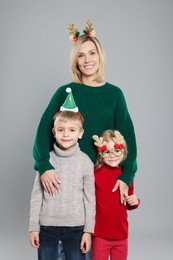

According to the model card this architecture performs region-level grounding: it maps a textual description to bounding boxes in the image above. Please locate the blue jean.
[38,226,85,260]
[57,240,92,260]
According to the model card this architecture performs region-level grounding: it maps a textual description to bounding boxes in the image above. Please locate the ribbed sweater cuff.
[29,223,40,232]
[118,170,135,187]
[34,160,55,175]
[84,223,95,233]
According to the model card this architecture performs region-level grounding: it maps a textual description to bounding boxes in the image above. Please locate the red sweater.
[93,165,139,240]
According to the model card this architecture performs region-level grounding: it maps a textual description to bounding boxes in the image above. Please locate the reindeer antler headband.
[68,19,96,42]
[92,135,107,152]
[113,131,126,149]
[92,131,125,152]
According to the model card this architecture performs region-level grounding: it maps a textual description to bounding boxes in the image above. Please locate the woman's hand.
[112,179,129,204]
[80,232,92,254]
[29,231,40,248]
[41,169,61,196]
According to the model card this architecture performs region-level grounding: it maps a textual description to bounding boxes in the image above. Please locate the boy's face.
[52,118,84,151]
[101,140,125,168]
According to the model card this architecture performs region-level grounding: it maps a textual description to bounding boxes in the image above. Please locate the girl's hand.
[125,194,139,206]
[80,232,91,254]
[41,169,61,196]
[112,179,129,204]
[29,231,40,248]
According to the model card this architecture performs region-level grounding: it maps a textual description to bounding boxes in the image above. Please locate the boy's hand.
[112,179,129,205]
[80,232,91,254]
[29,231,40,248]
[125,194,139,206]
[41,169,61,196]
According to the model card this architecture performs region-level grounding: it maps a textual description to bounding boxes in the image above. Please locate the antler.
[68,23,78,35]
[113,131,125,144]
[83,19,96,37]
[92,135,107,147]
[68,23,80,41]
[84,19,94,32]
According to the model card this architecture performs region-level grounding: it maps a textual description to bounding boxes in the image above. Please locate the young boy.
[29,89,95,260]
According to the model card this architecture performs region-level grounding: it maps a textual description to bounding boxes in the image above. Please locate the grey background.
[0,0,172,259]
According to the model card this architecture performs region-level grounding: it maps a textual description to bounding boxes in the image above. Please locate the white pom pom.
[66,87,71,93]
[69,35,74,42]
[91,30,96,37]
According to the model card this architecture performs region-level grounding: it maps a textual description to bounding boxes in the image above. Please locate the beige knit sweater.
[29,143,95,233]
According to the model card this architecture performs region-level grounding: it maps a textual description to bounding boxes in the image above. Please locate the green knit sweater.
[33,82,137,186]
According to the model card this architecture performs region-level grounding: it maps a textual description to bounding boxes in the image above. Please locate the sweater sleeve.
[114,88,138,186]
[126,181,140,210]
[33,86,66,175]
[29,173,43,232]
[83,160,96,233]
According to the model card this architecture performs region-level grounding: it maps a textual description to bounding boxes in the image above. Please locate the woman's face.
[77,40,100,80]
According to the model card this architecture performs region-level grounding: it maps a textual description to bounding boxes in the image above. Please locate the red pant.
[92,237,128,260]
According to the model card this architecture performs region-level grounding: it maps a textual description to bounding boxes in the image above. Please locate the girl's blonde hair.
[70,35,106,84]
[95,130,128,169]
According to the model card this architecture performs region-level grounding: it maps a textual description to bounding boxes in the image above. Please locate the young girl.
[92,130,140,260]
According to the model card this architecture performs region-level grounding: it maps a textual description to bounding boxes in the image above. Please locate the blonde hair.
[53,111,83,129]
[70,35,106,83]
[95,130,128,169]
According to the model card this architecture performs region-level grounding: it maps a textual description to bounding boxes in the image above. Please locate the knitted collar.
[53,142,80,158]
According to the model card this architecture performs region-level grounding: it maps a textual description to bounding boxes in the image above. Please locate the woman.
[33,20,137,204]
